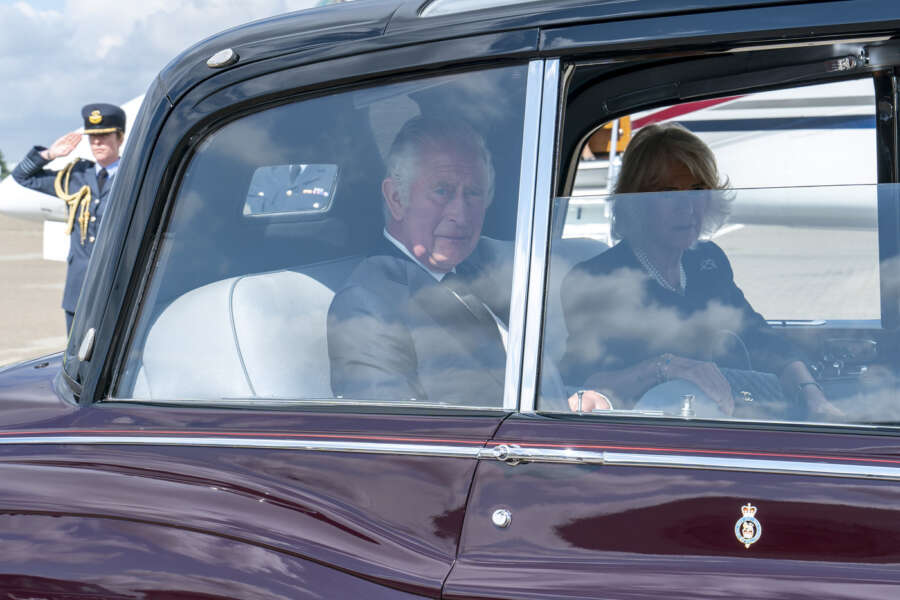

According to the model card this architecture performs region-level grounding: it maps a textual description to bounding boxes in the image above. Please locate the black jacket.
[561,239,806,389]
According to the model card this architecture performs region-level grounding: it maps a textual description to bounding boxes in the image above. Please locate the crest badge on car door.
[735,503,762,549]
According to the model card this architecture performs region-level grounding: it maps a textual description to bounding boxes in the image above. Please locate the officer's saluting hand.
[40,131,83,162]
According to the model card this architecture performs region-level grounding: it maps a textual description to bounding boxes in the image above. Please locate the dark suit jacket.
[12,147,113,312]
[561,239,807,394]
[327,238,511,407]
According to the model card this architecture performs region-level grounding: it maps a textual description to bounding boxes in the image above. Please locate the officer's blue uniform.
[11,103,125,331]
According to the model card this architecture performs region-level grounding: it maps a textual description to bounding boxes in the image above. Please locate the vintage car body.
[3,0,900,598]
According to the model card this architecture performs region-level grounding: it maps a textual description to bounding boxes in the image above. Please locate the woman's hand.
[800,384,844,421]
[568,390,613,412]
[780,361,844,421]
[664,355,734,415]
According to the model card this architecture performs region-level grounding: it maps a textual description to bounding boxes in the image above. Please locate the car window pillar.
[514,58,560,413]
[875,68,900,329]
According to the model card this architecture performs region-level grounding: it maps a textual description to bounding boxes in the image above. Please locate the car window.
[570,79,879,321]
[539,77,897,426]
[114,65,530,407]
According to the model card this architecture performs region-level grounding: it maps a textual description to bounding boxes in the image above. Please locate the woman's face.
[642,159,707,253]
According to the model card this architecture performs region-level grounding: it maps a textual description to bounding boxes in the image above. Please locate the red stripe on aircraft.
[632,96,742,129]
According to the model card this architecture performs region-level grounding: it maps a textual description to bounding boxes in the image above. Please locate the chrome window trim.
[480,444,900,482]
[504,59,547,411]
[519,58,560,413]
[0,435,482,459]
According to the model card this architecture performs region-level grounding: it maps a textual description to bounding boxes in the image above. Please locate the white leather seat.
[131,257,360,400]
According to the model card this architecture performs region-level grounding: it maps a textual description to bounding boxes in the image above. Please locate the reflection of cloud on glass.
[448,68,526,125]
[201,123,299,168]
[563,266,745,368]
[328,310,504,407]
[839,364,900,423]
[880,255,900,301]
[611,189,734,242]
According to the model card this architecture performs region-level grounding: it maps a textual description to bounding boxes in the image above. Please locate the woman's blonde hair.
[610,122,732,241]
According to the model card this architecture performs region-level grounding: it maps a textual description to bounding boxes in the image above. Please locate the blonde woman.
[561,123,838,420]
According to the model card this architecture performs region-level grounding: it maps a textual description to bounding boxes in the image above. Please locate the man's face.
[88,132,123,167]
[385,142,489,272]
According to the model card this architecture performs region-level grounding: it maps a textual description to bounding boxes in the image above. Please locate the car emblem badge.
[89,110,103,125]
[734,503,762,549]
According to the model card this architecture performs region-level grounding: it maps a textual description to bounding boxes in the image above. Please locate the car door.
[0,42,546,598]
[445,7,900,600]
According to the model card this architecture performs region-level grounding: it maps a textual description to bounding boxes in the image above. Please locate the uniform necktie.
[97,168,108,195]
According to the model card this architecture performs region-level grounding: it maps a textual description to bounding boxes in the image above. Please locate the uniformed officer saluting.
[12,103,126,332]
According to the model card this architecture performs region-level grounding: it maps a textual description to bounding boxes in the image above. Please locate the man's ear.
[382,178,406,222]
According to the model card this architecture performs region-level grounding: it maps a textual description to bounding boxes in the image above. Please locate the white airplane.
[0,96,144,260]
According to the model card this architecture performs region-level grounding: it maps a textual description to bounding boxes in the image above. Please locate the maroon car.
[3,0,900,598]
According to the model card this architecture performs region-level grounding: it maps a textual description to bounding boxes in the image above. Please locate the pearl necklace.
[633,246,686,295]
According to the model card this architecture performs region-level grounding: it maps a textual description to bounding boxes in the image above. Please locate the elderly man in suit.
[13,103,126,332]
[327,116,609,410]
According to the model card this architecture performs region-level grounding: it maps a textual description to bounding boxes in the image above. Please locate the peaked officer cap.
[82,103,126,135]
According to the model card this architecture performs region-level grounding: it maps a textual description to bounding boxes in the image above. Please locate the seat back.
[132,256,361,400]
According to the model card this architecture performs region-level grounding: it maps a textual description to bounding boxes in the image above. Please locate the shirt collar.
[383,229,452,282]
[96,159,120,178]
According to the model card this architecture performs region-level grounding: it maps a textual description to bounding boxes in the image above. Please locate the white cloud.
[0,0,324,160]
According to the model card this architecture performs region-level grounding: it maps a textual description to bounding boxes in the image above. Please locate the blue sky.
[0,1,326,162]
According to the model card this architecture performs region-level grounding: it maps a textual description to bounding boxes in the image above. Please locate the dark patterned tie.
[97,168,108,195]
[442,270,505,350]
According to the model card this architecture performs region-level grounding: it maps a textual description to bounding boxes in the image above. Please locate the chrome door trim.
[103,397,510,411]
[519,58,560,413]
[479,444,900,481]
[0,435,483,458]
[504,59,546,411]
[7,434,900,480]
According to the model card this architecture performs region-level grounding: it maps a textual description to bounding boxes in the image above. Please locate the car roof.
[157,0,833,104]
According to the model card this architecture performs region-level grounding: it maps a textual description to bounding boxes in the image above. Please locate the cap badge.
[734,502,762,549]
[89,110,103,125]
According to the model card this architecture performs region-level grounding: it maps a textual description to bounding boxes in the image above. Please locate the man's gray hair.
[610,122,732,241]
[384,116,495,215]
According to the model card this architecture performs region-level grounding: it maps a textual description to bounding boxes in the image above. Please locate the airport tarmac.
[0,213,67,366]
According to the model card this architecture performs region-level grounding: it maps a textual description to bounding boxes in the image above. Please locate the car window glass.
[570,79,879,321]
[114,65,529,408]
[540,77,898,426]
